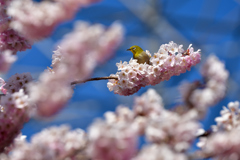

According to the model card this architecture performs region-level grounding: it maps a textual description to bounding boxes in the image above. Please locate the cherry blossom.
[108,41,201,96]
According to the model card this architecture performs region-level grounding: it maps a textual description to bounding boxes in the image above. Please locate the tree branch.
[0,76,118,96]
[71,76,118,85]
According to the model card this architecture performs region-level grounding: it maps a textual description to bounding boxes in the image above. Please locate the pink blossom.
[201,55,228,82]
[107,41,201,96]
[130,89,199,151]
[104,105,135,125]
[0,89,30,152]
[104,105,148,135]
[213,101,240,132]
[203,129,240,160]
[6,125,88,160]
[0,29,31,54]
[7,0,100,41]
[132,88,163,117]
[3,72,33,94]
[197,101,240,159]
[145,110,200,152]
[88,120,138,160]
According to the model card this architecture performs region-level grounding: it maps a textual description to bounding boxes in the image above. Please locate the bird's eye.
[133,47,136,50]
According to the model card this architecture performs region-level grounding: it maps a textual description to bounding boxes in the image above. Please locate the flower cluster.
[145,110,199,152]
[0,1,31,73]
[0,1,31,52]
[180,55,229,115]
[0,29,31,54]
[3,125,88,160]
[88,120,138,160]
[0,89,30,152]
[135,91,200,152]
[133,88,164,117]
[196,101,240,159]
[107,41,201,96]
[104,89,165,135]
[3,72,33,94]
[203,129,240,160]
[7,0,100,41]
[213,101,240,131]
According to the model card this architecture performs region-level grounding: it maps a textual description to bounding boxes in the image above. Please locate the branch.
[71,76,118,85]
[0,76,118,96]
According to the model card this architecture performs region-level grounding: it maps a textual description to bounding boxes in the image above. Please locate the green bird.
[127,45,151,65]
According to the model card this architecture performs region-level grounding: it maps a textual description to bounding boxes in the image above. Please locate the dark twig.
[71,76,118,85]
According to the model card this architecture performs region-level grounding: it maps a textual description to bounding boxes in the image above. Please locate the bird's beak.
[127,48,131,51]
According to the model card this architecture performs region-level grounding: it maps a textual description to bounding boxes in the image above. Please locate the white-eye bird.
[127,45,151,65]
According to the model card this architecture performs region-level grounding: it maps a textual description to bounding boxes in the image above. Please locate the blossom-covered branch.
[107,41,201,96]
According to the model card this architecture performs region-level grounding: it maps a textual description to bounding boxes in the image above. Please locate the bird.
[127,45,151,65]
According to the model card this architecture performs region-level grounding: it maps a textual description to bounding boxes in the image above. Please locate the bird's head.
[127,45,144,55]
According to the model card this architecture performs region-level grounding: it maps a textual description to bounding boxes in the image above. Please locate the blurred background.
[5,0,240,145]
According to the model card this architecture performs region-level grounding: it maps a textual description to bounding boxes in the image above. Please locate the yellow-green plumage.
[127,45,151,65]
